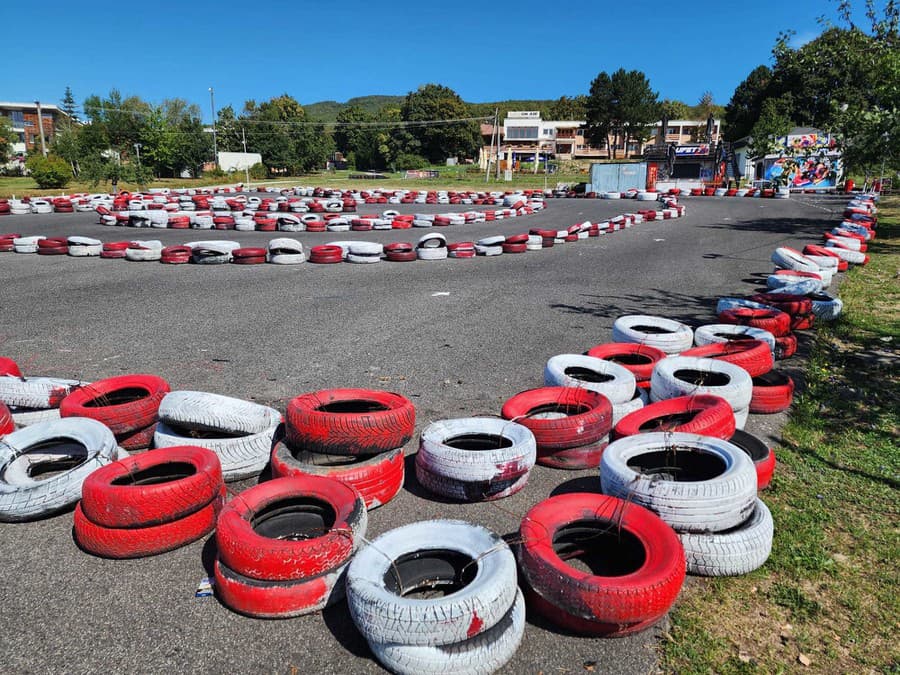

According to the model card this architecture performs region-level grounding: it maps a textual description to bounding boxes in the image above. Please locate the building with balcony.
[0,101,74,160]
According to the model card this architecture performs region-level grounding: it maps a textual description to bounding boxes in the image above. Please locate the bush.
[249,162,267,180]
[25,155,71,188]
[394,153,428,170]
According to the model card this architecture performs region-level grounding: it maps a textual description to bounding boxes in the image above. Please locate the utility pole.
[34,101,48,157]
[495,108,502,181]
[484,114,495,183]
[209,87,217,167]
[241,126,251,187]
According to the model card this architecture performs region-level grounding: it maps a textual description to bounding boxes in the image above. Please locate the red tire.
[232,256,266,265]
[270,443,404,510]
[80,446,223,527]
[0,356,22,377]
[585,343,666,382]
[500,386,612,450]
[747,293,812,316]
[536,436,608,470]
[0,401,12,436]
[518,493,685,634]
[750,370,794,414]
[116,421,157,450]
[74,487,224,558]
[613,394,736,440]
[59,374,170,436]
[385,251,417,262]
[774,333,798,359]
[285,388,415,456]
[505,233,529,245]
[233,247,267,258]
[215,475,366,581]
[384,242,413,253]
[729,429,775,489]
[214,557,345,619]
[501,242,527,253]
[308,245,343,264]
[679,340,773,377]
[718,308,791,337]
[791,314,815,331]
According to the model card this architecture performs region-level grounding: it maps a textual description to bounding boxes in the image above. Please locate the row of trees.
[724,0,899,174]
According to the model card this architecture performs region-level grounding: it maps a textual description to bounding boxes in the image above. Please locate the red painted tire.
[501,242,527,253]
[535,436,608,470]
[270,443,404,510]
[308,245,343,264]
[285,388,415,456]
[791,314,815,331]
[613,394,736,440]
[505,233,529,245]
[59,374,170,436]
[37,246,68,255]
[0,401,12,436]
[385,250,417,262]
[500,386,612,450]
[518,493,685,635]
[802,244,848,271]
[38,237,68,249]
[213,557,345,619]
[80,446,223,527]
[747,293,813,316]
[729,429,775,489]
[116,421,157,450]
[74,487,225,559]
[679,340,773,377]
[774,333,798,359]
[718,308,791,337]
[0,357,22,378]
[750,370,794,414]
[232,247,267,258]
[585,343,667,382]
[384,242,413,253]
[215,475,366,581]
[232,255,267,265]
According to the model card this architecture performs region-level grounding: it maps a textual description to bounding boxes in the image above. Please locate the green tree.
[243,95,331,174]
[60,86,79,122]
[547,95,588,120]
[51,119,81,175]
[585,69,659,158]
[216,105,245,153]
[0,116,16,164]
[660,99,691,120]
[400,84,479,163]
[748,96,795,162]
[724,65,775,141]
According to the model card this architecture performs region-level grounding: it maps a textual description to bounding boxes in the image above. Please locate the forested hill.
[303,96,560,121]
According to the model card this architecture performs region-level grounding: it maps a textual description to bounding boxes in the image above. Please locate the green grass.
[660,197,900,674]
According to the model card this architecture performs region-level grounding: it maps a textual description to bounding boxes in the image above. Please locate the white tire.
[600,432,758,533]
[0,418,118,522]
[125,247,162,261]
[771,247,819,273]
[418,247,448,260]
[650,356,753,412]
[766,275,822,294]
[370,590,525,675]
[269,253,305,264]
[612,386,648,425]
[694,324,776,352]
[679,499,773,575]
[347,253,382,264]
[0,376,84,409]
[348,242,384,256]
[347,520,518,646]
[544,354,636,404]
[809,293,843,320]
[68,244,102,257]
[823,244,866,264]
[475,245,502,256]
[612,315,694,354]
[10,406,61,427]
[716,298,772,314]
[477,236,505,247]
[158,390,278,435]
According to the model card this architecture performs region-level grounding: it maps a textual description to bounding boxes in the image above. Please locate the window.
[506,126,539,140]
[667,127,679,135]
[544,128,553,136]
[10,110,24,125]
[17,133,25,143]
[24,120,34,127]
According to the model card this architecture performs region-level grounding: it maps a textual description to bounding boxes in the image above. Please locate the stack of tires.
[214,475,367,618]
[154,391,281,482]
[415,417,536,500]
[500,386,612,469]
[601,432,773,576]
[0,361,85,427]
[347,520,524,674]
[60,374,170,451]
[274,389,414,510]
[0,418,120,521]
[518,492,685,635]
[74,446,225,557]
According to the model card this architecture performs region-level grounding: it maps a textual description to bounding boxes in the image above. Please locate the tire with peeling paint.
[346,519,518,646]
[613,394,736,440]
[600,432,758,533]
[270,443,404,510]
[415,417,536,501]
[611,315,694,354]
[543,354,636,404]
[693,324,776,352]
[159,391,277,436]
[500,386,612,450]
[370,589,525,674]
[215,475,367,581]
[518,493,685,636]
[678,498,773,576]
[0,376,84,409]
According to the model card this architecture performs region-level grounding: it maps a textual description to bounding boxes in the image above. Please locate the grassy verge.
[661,197,899,674]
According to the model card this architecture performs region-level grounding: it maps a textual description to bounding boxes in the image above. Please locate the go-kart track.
[0,189,851,674]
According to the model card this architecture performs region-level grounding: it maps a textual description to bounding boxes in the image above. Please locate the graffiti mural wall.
[763,132,843,190]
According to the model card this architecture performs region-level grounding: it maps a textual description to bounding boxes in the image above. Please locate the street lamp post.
[209,87,217,167]
[134,143,143,190]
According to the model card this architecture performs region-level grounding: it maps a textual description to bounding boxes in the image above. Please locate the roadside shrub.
[25,155,71,188]
[394,153,428,170]
[249,162,267,180]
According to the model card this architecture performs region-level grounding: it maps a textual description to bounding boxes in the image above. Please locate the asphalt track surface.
[0,192,844,674]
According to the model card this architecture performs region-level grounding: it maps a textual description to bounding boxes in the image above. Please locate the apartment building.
[0,101,73,159]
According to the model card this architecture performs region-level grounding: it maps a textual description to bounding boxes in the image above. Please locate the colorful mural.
[776,133,838,152]
[764,152,842,189]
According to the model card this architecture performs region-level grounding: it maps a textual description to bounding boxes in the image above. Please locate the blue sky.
[7,0,857,119]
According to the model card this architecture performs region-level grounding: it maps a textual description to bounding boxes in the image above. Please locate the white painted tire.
[600,432,758,533]
[823,244,866,264]
[158,390,278,435]
[0,376,84,409]
[475,245,502,256]
[369,590,525,675]
[544,354,636,404]
[10,406,61,427]
[125,247,162,261]
[347,520,518,646]
[348,242,384,256]
[716,298,772,314]
[0,418,118,522]
[679,499,773,575]
[418,247,448,260]
[650,356,753,412]
[694,324,776,352]
[766,275,822,294]
[612,315,694,354]
[809,293,843,320]
[612,386,648,425]
[771,247,819,273]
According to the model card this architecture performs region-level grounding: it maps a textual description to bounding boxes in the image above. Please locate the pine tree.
[61,86,79,122]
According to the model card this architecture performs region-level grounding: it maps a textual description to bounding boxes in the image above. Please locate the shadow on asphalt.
[322,599,373,659]
[550,289,720,324]
[400,452,457,504]
[549,475,601,497]
[697,216,829,238]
